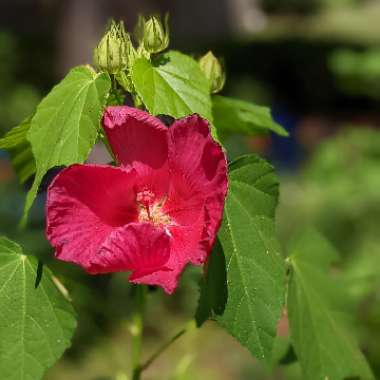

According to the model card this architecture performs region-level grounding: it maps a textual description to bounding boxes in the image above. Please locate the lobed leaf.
[288,228,374,380]
[22,65,111,224]
[131,51,213,121]
[197,155,285,364]
[212,95,288,138]
[0,117,36,183]
[0,237,77,380]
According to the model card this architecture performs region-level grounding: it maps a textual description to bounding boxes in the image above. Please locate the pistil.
[136,190,171,227]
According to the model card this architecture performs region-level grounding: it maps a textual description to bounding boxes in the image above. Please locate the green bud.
[199,51,226,94]
[134,14,146,45]
[93,20,135,74]
[143,15,169,54]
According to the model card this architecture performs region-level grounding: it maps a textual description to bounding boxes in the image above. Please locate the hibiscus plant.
[0,15,374,380]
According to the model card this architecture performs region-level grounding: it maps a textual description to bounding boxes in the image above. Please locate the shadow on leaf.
[195,239,228,326]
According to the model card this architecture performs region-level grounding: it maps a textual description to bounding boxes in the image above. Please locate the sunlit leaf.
[22,65,111,224]
[0,237,77,380]
[197,155,285,363]
[212,95,288,138]
[131,51,212,121]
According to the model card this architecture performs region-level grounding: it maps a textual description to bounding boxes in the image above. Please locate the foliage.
[0,13,376,380]
[22,66,111,224]
[197,155,285,363]
[0,237,76,380]
[212,95,288,140]
[131,51,213,121]
[329,48,380,98]
[283,128,380,254]
[0,117,35,184]
[288,229,373,380]
[278,128,380,377]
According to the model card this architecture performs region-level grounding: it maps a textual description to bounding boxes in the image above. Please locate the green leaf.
[0,118,31,149]
[212,95,288,138]
[195,239,227,326]
[22,65,111,224]
[0,117,36,183]
[131,51,212,121]
[197,155,285,363]
[342,240,380,304]
[0,237,77,380]
[271,336,297,367]
[288,228,374,380]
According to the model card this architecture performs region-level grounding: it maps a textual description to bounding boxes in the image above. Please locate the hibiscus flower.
[46,106,228,294]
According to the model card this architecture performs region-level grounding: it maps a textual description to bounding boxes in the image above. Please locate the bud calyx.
[135,14,169,55]
[199,51,226,94]
[93,20,135,74]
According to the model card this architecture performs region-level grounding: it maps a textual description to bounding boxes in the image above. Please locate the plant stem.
[130,285,147,380]
[138,320,196,374]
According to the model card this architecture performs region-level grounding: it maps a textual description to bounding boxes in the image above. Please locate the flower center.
[136,190,171,227]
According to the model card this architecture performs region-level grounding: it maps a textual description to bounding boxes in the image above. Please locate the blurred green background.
[1,0,380,379]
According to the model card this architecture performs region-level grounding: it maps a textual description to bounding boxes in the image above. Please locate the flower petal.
[103,106,169,198]
[88,223,171,277]
[165,114,228,252]
[46,111,228,295]
[141,116,228,294]
[130,221,208,294]
[131,266,179,295]
[46,164,138,270]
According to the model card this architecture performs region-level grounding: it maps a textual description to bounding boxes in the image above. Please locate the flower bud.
[143,15,169,54]
[199,51,226,93]
[93,20,134,74]
[134,14,146,45]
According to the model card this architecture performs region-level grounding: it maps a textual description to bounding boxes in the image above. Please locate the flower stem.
[130,285,147,380]
[138,320,196,374]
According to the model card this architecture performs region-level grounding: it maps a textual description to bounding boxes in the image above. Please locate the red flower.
[46,106,228,294]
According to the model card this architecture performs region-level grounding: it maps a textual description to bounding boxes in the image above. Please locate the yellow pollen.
[138,202,171,226]
[136,190,171,227]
